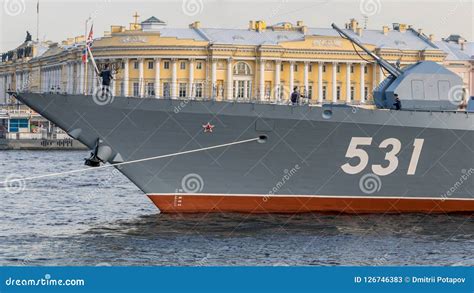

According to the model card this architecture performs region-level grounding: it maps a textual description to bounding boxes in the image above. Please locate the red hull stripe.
[147,194,474,214]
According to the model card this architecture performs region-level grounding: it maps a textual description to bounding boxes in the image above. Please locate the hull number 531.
[341,137,424,176]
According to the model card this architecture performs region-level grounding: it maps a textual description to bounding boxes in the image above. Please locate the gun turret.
[331,23,402,78]
[331,23,463,111]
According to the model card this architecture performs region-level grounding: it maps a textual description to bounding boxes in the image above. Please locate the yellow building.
[0,16,446,105]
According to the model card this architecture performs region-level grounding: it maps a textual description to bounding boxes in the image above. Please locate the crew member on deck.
[99,64,113,97]
[291,87,301,105]
[394,94,402,110]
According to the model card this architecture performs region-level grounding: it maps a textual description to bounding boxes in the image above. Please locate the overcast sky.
[0,0,473,52]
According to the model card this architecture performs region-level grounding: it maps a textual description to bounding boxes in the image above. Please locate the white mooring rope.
[1,137,260,186]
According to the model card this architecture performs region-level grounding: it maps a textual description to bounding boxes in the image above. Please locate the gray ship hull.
[14,92,474,213]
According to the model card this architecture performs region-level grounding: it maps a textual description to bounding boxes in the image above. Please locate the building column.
[47,69,51,91]
[0,75,3,102]
[360,63,366,103]
[123,59,129,97]
[154,58,161,98]
[0,75,4,104]
[92,67,97,95]
[289,61,295,97]
[332,62,337,103]
[372,63,377,90]
[65,64,70,94]
[211,59,217,98]
[346,63,352,104]
[226,58,232,100]
[138,58,144,97]
[379,66,384,85]
[171,59,178,99]
[110,61,116,96]
[318,62,323,104]
[77,62,83,94]
[189,59,195,99]
[304,61,309,98]
[274,60,281,102]
[259,60,265,101]
[470,69,474,98]
[68,63,73,94]
[55,68,59,91]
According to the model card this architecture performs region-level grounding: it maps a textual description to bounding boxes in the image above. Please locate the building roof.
[308,27,438,51]
[142,16,166,24]
[137,24,440,50]
[158,28,207,41]
[198,28,304,45]
[435,41,474,61]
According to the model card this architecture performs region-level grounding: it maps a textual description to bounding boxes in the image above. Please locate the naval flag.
[82,25,94,63]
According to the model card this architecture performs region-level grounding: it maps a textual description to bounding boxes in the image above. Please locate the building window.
[322,85,327,100]
[196,62,202,70]
[120,82,124,96]
[8,118,28,133]
[163,82,170,97]
[236,80,245,98]
[350,86,355,100]
[134,61,139,70]
[322,65,326,73]
[364,87,369,99]
[179,83,187,97]
[309,65,313,72]
[294,64,298,72]
[364,66,368,74]
[337,65,341,73]
[180,62,186,70]
[148,61,154,70]
[336,86,341,100]
[281,64,284,72]
[164,61,170,70]
[308,85,313,99]
[195,83,203,98]
[350,65,354,73]
[265,82,271,98]
[133,82,139,96]
[146,83,154,96]
[234,62,252,75]
[121,62,125,69]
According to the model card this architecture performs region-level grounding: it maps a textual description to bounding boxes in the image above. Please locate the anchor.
[84,138,112,167]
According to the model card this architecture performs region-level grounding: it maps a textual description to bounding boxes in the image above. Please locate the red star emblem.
[202,122,215,133]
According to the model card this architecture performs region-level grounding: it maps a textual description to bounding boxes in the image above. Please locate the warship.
[12,24,474,214]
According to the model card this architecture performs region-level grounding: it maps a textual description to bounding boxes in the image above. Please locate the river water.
[0,150,473,266]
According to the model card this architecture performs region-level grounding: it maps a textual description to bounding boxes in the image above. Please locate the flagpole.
[84,18,90,95]
[36,0,39,42]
